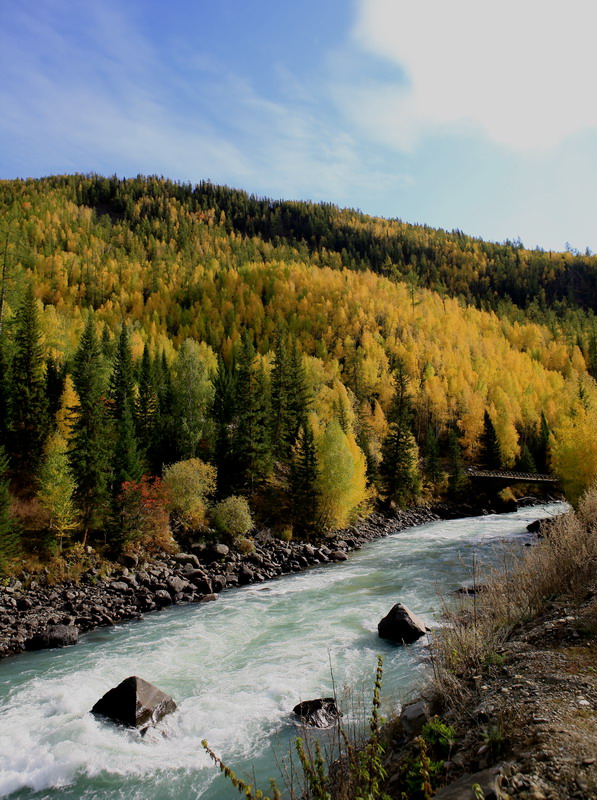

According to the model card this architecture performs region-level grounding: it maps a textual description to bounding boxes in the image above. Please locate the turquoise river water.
[0,503,565,800]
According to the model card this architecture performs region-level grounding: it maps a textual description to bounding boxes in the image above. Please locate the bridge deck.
[465,468,558,483]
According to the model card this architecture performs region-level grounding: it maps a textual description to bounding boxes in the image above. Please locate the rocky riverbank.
[0,505,441,660]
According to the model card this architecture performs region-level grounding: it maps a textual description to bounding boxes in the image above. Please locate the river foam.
[0,503,565,800]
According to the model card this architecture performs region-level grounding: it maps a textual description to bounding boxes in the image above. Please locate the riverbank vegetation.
[1,174,597,575]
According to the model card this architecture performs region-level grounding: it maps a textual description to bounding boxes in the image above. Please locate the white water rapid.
[0,503,565,799]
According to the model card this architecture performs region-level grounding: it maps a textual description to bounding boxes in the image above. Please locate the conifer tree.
[0,344,9,449]
[135,344,157,458]
[290,422,320,535]
[270,328,291,458]
[45,357,65,422]
[213,355,237,497]
[379,361,420,507]
[151,350,178,471]
[69,314,110,540]
[10,284,49,480]
[233,332,273,493]
[424,425,442,488]
[108,326,143,488]
[479,410,502,470]
[285,337,311,451]
[515,443,537,474]
[0,445,20,572]
[447,429,466,499]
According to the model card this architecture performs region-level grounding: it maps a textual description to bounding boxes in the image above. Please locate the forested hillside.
[0,174,596,569]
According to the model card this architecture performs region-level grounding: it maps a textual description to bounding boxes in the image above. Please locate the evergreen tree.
[9,284,49,480]
[290,422,320,535]
[479,410,502,470]
[424,425,442,488]
[447,429,466,499]
[379,360,420,507]
[69,315,111,540]
[515,443,537,474]
[45,357,65,422]
[233,332,273,493]
[270,328,291,458]
[108,326,143,488]
[380,420,420,508]
[285,337,311,451]
[534,411,550,473]
[151,350,178,471]
[0,343,10,449]
[213,355,237,497]
[0,445,20,572]
[135,344,157,459]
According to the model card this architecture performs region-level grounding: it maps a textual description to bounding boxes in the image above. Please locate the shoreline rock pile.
[0,505,473,659]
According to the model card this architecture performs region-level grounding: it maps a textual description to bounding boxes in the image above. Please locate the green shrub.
[210,495,253,537]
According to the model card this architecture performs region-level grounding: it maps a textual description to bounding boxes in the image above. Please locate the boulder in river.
[25,624,79,650]
[293,697,342,728]
[378,603,428,644]
[91,676,177,730]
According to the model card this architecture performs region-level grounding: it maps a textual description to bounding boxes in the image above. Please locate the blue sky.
[2,0,597,252]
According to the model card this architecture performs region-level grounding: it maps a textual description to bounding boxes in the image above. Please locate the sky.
[1,0,597,253]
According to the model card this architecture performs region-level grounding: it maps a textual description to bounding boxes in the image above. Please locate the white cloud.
[345,0,597,151]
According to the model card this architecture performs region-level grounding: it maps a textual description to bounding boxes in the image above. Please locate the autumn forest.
[1,173,596,570]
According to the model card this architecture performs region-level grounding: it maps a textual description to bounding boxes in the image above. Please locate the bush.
[210,496,253,537]
[163,458,216,531]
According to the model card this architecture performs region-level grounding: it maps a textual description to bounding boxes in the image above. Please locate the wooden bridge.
[465,468,559,490]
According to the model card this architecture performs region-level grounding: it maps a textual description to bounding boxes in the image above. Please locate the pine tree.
[0,343,9,449]
[108,326,143,489]
[233,332,273,493]
[379,360,420,507]
[69,314,111,540]
[45,357,65,422]
[0,445,20,572]
[515,443,537,474]
[213,355,237,497]
[270,328,291,459]
[290,422,320,535]
[424,425,442,488]
[135,344,157,459]
[285,337,311,452]
[479,410,502,470]
[447,429,466,499]
[9,284,49,480]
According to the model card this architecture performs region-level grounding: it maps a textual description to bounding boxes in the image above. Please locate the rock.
[172,552,202,568]
[200,593,219,602]
[293,697,342,728]
[25,624,79,650]
[399,699,432,737]
[167,576,190,595]
[329,550,348,561]
[433,764,509,799]
[526,519,542,533]
[91,676,177,730]
[153,589,172,606]
[378,603,427,644]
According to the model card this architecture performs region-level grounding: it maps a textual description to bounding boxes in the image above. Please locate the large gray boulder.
[378,603,428,644]
[91,676,177,730]
[293,697,342,728]
[25,624,79,650]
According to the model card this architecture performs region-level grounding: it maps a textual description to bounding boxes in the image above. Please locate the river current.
[0,503,565,799]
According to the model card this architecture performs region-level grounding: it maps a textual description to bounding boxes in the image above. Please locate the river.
[0,503,565,799]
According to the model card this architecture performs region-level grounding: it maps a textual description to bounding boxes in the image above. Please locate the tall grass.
[432,484,597,691]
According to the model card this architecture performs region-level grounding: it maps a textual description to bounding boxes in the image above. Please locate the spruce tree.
[0,343,9,449]
[213,355,237,497]
[290,422,320,536]
[285,337,311,451]
[233,332,273,493]
[424,425,442,488]
[45,357,65,422]
[270,328,291,459]
[379,361,420,507]
[479,410,502,470]
[515,443,537,474]
[135,344,157,459]
[10,284,49,480]
[0,445,20,572]
[108,326,143,488]
[447,429,466,499]
[69,315,111,540]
